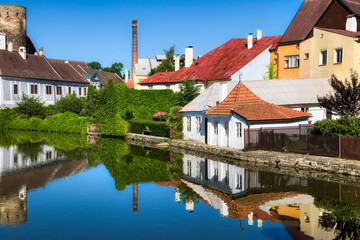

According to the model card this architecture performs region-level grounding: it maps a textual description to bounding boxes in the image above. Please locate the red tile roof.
[279,0,333,45]
[205,83,310,123]
[139,36,282,85]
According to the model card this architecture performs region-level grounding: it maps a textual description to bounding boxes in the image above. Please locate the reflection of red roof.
[205,83,310,123]
[139,36,281,85]
[154,182,179,188]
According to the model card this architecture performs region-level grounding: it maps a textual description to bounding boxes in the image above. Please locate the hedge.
[2,112,93,135]
[310,116,360,137]
[129,119,169,137]
[100,112,129,137]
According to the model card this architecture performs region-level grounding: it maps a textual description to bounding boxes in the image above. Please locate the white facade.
[0,76,88,108]
[140,82,205,92]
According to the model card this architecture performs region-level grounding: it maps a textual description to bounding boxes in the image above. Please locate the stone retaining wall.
[126,133,360,177]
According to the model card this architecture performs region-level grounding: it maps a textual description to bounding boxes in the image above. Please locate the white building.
[139,31,281,92]
[0,48,124,108]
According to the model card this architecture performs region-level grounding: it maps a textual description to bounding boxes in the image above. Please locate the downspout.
[276,49,279,79]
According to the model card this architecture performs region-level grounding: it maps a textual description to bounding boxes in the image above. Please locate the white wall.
[183,112,206,143]
[0,76,88,108]
[292,106,338,123]
[231,47,271,81]
[140,82,205,93]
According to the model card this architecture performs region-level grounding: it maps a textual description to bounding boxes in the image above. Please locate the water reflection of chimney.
[132,184,138,213]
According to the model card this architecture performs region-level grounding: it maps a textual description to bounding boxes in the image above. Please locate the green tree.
[149,45,176,76]
[105,79,115,101]
[167,106,183,139]
[103,62,124,78]
[17,95,46,118]
[176,80,201,106]
[87,61,102,70]
[54,92,84,115]
[264,61,276,80]
[318,71,360,117]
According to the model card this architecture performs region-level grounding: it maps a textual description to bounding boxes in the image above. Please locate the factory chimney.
[131,19,138,81]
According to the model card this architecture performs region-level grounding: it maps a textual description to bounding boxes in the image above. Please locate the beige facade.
[300,28,359,80]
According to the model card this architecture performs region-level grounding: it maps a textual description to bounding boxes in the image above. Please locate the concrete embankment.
[126,133,360,177]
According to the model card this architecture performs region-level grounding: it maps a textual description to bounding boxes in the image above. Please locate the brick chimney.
[131,19,138,81]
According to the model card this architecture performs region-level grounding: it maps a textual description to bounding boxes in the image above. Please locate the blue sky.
[4,0,303,72]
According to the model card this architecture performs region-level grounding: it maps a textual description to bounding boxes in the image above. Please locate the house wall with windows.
[0,76,88,108]
[272,44,300,79]
[183,112,206,143]
[304,28,359,80]
[140,82,205,92]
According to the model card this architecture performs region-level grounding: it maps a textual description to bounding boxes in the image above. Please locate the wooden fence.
[244,126,360,160]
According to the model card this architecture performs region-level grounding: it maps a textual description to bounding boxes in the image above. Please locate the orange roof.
[125,79,135,89]
[139,36,281,85]
[205,83,310,123]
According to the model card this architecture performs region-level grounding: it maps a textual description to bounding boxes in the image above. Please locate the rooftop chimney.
[257,30,262,40]
[39,47,43,56]
[219,83,227,103]
[185,46,193,67]
[19,46,26,60]
[175,54,180,71]
[125,69,129,83]
[346,15,357,32]
[247,33,253,49]
[8,42,12,52]
[131,19,138,80]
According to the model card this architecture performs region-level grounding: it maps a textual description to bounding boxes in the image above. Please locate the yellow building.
[300,27,360,80]
[271,44,300,79]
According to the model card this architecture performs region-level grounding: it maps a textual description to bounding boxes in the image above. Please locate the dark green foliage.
[1,112,93,134]
[149,45,180,76]
[87,61,102,70]
[122,109,134,121]
[17,95,46,118]
[54,92,84,114]
[129,119,169,137]
[167,106,183,139]
[318,71,360,117]
[102,62,124,78]
[105,78,115,101]
[177,80,201,106]
[310,116,360,136]
[100,113,129,137]
[83,86,106,120]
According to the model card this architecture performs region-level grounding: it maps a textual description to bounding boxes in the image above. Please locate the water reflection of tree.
[177,182,200,204]
[315,198,360,240]
[16,141,45,162]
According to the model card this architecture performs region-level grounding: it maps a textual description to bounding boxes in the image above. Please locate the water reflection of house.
[0,145,87,227]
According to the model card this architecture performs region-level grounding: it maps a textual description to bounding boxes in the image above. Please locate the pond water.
[0,131,359,240]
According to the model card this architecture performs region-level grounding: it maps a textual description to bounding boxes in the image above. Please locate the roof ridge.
[43,55,64,81]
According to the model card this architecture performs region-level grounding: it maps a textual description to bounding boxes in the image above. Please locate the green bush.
[129,119,169,137]
[100,113,129,137]
[54,92,84,114]
[310,116,360,136]
[167,106,183,139]
[16,95,47,118]
[2,112,93,134]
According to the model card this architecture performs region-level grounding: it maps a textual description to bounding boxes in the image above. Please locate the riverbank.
[126,133,360,177]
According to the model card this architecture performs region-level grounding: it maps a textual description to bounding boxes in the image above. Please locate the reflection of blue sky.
[0,166,293,239]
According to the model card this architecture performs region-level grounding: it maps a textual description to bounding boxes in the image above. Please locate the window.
[196,162,202,180]
[84,88,87,96]
[236,122,242,138]
[334,48,343,64]
[214,121,218,135]
[79,88,82,96]
[46,151,52,160]
[196,116,201,133]
[13,84,18,95]
[236,174,243,190]
[320,50,327,66]
[301,107,309,113]
[284,55,299,68]
[214,168,218,182]
[56,86,62,95]
[68,87,71,94]
[225,122,229,136]
[187,160,191,176]
[166,85,170,89]
[30,84,38,94]
[187,116,191,132]
[149,85,153,90]
[304,53,309,60]
[274,59,278,65]
[13,155,18,166]
[46,86,52,95]
[224,170,229,185]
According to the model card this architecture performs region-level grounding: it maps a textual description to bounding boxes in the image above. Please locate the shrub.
[167,106,183,139]
[100,113,129,137]
[54,92,84,114]
[16,94,46,118]
[310,116,360,136]
[129,119,169,137]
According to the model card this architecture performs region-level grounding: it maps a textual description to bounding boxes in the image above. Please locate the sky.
[3,0,303,72]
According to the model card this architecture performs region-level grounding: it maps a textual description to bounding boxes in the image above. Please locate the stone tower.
[0,4,26,51]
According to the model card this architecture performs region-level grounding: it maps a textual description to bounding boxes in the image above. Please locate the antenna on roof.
[238,73,243,83]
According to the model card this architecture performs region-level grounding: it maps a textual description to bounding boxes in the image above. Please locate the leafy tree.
[264,61,276,80]
[167,106,183,139]
[102,62,124,78]
[122,109,134,121]
[17,95,46,118]
[87,61,102,70]
[176,80,201,106]
[318,71,360,117]
[149,45,176,76]
[105,79,115,101]
[54,92,84,115]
